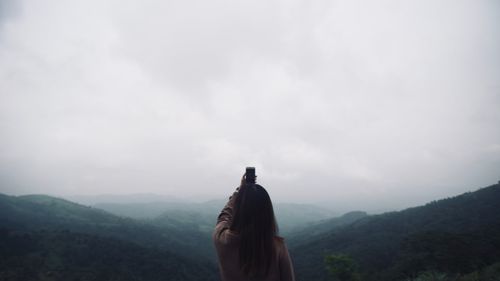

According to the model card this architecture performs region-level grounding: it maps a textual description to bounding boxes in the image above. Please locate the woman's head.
[230,183,279,278]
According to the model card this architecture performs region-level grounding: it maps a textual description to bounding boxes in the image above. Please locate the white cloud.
[0,0,499,211]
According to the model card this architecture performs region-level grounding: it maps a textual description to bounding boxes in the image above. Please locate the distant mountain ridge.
[287,210,368,246]
[290,182,500,281]
[91,199,334,234]
[67,193,183,205]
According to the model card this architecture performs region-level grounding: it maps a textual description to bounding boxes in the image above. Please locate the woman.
[213,174,295,281]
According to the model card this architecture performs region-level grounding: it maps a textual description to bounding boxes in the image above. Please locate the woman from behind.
[213,172,295,281]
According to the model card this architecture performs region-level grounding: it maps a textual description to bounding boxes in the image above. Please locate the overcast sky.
[0,0,499,211]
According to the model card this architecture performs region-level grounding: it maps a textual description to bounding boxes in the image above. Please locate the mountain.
[91,199,334,234]
[4,181,499,281]
[0,194,218,281]
[0,194,214,258]
[67,193,182,205]
[0,194,122,229]
[287,211,368,246]
[290,182,500,281]
[273,203,336,234]
[93,201,197,218]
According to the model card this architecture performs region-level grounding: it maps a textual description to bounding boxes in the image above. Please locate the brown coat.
[213,189,295,281]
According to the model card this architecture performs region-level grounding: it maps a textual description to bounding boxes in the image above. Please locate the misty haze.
[1,0,499,280]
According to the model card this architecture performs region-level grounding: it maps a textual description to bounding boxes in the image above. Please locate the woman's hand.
[241,173,246,187]
[237,173,247,192]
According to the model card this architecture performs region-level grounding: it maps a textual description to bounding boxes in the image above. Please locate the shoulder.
[273,236,289,254]
[274,236,285,243]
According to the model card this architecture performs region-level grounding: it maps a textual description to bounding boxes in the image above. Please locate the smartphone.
[245,167,256,184]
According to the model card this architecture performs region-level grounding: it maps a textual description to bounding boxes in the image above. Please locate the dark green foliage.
[401,262,500,281]
[0,229,217,281]
[395,225,500,276]
[457,262,500,281]
[291,183,500,281]
[324,254,360,281]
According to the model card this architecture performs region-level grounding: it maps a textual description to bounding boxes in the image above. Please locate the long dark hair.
[230,183,279,278]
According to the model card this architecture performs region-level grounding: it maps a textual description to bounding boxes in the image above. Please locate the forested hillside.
[0,194,218,281]
[2,182,499,281]
[0,229,216,281]
[289,182,500,281]
[0,194,215,259]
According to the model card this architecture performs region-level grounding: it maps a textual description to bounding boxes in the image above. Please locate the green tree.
[325,254,360,281]
[404,271,449,281]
